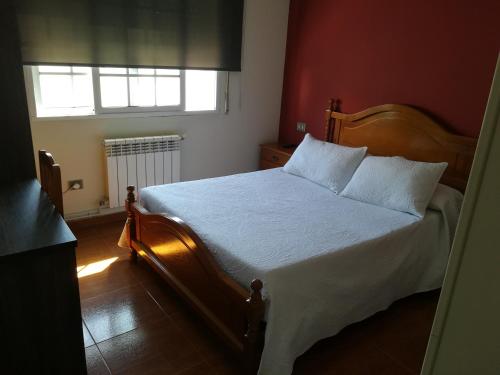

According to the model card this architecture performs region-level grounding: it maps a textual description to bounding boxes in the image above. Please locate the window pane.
[129,77,155,106]
[138,68,154,75]
[128,68,155,75]
[99,67,127,74]
[156,69,180,76]
[73,75,94,107]
[39,75,73,107]
[38,65,71,73]
[156,77,180,106]
[185,70,217,111]
[100,76,128,107]
[72,66,91,74]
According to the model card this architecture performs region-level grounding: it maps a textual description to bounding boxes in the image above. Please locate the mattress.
[139,168,463,375]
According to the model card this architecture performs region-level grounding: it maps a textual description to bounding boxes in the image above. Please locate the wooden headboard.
[324,100,477,192]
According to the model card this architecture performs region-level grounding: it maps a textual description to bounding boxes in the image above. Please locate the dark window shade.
[15,0,244,71]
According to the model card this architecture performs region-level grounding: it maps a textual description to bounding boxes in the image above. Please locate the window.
[28,66,221,118]
[97,68,182,110]
[33,66,94,117]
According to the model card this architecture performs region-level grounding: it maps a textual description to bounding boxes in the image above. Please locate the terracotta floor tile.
[170,309,234,365]
[72,220,125,241]
[142,279,187,316]
[174,362,216,375]
[211,359,242,375]
[128,258,170,285]
[293,337,414,375]
[76,238,129,267]
[112,355,174,375]
[83,321,95,347]
[82,284,165,343]
[78,259,141,300]
[85,345,111,375]
[72,227,99,241]
[97,318,205,374]
[368,305,437,373]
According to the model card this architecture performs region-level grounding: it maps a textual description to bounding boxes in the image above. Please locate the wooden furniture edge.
[260,143,295,155]
[259,143,295,170]
[38,150,63,215]
[125,186,265,374]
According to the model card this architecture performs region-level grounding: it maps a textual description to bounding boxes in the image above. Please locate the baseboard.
[66,210,127,231]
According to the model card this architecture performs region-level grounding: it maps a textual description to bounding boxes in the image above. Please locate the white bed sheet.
[139,168,462,375]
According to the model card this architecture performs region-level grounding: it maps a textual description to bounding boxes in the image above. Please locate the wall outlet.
[99,198,110,208]
[296,122,307,132]
[68,179,84,190]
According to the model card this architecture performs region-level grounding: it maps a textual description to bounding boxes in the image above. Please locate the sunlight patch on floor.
[77,257,119,278]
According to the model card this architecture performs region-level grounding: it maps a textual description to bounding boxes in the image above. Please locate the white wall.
[29,0,290,217]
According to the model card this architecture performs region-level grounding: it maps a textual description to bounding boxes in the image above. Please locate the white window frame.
[25,66,227,121]
[31,66,95,117]
[94,67,185,114]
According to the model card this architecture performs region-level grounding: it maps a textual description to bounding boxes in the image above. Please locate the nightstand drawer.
[259,159,282,170]
[261,147,291,166]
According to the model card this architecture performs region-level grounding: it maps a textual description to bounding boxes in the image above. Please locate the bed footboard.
[125,186,265,374]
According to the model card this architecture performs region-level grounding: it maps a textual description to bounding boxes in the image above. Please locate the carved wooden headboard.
[324,100,477,192]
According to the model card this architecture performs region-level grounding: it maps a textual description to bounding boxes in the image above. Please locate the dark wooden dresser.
[259,143,296,169]
[0,179,86,374]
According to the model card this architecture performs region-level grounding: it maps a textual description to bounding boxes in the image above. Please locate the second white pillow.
[340,156,448,217]
[283,134,367,193]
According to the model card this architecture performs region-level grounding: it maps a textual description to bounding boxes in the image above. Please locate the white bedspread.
[139,168,462,375]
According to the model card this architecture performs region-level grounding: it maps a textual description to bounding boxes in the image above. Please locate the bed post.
[126,185,138,262]
[324,98,338,143]
[38,150,64,215]
[244,279,265,375]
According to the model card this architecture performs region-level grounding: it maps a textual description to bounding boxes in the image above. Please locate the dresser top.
[0,179,76,258]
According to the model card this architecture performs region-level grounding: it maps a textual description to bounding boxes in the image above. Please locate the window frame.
[31,66,95,117]
[25,66,227,121]
[94,67,185,114]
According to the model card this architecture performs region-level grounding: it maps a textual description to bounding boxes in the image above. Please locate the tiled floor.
[73,220,439,375]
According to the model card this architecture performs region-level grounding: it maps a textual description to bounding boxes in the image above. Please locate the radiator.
[104,135,181,208]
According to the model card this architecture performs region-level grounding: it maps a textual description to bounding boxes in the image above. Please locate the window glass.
[156,69,180,75]
[72,75,94,107]
[35,66,94,116]
[99,67,127,74]
[38,65,71,73]
[72,67,92,74]
[100,76,128,107]
[156,77,181,106]
[185,70,217,111]
[137,68,154,75]
[39,75,73,107]
[129,76,155,106]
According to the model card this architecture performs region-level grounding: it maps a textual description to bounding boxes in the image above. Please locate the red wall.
[279,0,500,144]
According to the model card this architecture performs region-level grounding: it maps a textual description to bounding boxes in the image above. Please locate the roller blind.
[15,0,244,71]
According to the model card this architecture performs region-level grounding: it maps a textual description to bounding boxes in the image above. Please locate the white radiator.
[104,135,181,208]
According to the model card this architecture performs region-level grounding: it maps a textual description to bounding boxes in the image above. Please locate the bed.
[121,102,477,374]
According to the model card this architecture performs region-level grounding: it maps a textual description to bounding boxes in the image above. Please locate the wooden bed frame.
[124,102,477,374]
[324,100,476,192]
[38,150,64,215]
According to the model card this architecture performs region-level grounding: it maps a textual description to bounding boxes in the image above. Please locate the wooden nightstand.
[259,143,296,170]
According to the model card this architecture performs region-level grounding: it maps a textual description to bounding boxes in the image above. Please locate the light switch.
[296,122,306,132]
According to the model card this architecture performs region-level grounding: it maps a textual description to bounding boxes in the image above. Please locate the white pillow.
[283,133,367,193]
[340,156,448,217]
